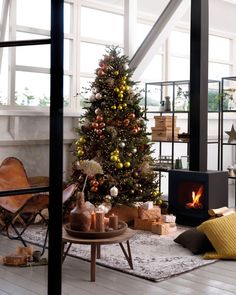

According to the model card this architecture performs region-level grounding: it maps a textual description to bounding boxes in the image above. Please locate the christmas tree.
[71,46,161,207]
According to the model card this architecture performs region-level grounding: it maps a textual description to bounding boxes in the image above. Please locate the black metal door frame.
[0,1,64,294]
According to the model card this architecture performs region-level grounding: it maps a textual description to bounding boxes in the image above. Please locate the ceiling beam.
[129,0,190,80]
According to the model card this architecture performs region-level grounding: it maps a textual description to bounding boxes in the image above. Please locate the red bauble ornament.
[99,122,106,129]
[132,128,138,134]
[95,129,103,135]
[128,113,135,119]
[90,179,99,187]
[123,119,130,126]
[91,186,98,192]
[97,69,105,76]
[96,115,104,122]
[99,60,104,67]
[91,122,99,128]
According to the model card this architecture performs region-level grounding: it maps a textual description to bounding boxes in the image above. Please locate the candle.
[104,217,109,228]
[109,213,118,230]
[95,211,105,232]
[90,211,96,230]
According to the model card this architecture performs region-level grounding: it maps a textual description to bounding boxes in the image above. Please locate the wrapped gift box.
[138,206,161,220]
[134,218,156,231]
[151,222,170,235]
[162,214,176,223]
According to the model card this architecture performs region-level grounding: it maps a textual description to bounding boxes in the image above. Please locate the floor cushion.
[197,213,236,259]
[174,228,214,254]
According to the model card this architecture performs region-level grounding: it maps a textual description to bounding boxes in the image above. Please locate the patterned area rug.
[22,225,215,282]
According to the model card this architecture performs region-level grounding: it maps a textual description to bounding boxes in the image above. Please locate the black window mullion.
[48,1,64,294]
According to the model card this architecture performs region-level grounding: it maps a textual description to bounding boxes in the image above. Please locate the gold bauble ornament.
[118,105,123,110]
[114,70,119,76]
[118,93,123,98]
[111,105,117,110]
[110,155,118,162]
[124,161,131,168]
[79,136,86,143]
[116,162,123,169]
[156,199,163,206]
[114,87,119,92]
[77,150,84,156]
[123,103,127,107]
[152,190,159,197]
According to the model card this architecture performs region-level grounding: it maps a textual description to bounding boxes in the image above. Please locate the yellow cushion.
[197,213,236,259]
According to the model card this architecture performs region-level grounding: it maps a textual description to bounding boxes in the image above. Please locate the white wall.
[0,111,79,181]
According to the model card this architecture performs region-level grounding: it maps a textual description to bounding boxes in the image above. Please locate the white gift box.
[162,214,176,223]
[141,201,153,210]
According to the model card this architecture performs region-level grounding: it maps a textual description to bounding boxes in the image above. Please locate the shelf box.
[154,115,176,128]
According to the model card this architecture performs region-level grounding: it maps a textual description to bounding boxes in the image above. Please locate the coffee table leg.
[97,244,101,259]
[62,242,72,264]
[91,244,97,282]
[119,241,133,269]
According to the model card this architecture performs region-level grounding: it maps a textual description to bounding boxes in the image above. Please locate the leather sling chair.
[0,157,76,255]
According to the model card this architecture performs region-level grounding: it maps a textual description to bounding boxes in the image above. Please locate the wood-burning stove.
[168,170,228,225]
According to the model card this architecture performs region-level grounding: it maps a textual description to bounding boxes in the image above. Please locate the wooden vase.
[70,192,91,231]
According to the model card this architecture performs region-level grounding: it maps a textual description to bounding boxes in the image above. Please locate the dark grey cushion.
[174,228,215,254]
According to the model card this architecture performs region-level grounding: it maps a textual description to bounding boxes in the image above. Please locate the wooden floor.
[0,233,236,294]
[0,189,235,295]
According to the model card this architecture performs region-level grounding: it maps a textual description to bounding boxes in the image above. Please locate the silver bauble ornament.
[110,186,118,197]
[95,93,102,100]
[119,142,125,148]
[132,148,137,154]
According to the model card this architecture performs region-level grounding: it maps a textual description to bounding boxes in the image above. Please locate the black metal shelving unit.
[144,79,221,194]
[220,76,236,203]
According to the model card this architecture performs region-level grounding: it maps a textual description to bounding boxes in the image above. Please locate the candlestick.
[95,211,105,232]
[90,211,96,230]
[109,213,118,230]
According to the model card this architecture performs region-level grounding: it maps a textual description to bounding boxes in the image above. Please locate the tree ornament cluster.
[71,46,161,206]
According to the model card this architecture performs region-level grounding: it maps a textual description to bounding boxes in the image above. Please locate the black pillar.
[189,0,209,171]
[48,0,64,294]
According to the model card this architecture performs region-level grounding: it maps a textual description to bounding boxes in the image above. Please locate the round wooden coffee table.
[62,228,135,282]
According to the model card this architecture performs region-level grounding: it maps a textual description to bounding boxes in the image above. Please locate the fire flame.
[185,185,203,209]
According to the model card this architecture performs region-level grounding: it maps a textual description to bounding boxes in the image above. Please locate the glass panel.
[16,0,50,30]
[209,35,231,61]
[170,31,190,56]
[16,41,50,69]
[140,54,163,82]
[15,71,50,106]
[81,7,123,43]
[15,71,70,107]
[209,62,231,80]
[135,22,152,51]
[16,34,69,71]
[64,2,71,34]
[0,47,9,105]
[79,77,93,108]
[64,75,70,107]
[80,42,106,73]
[169,57,190,80]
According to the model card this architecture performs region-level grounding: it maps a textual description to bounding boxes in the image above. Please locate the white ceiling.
[92,0,236,35]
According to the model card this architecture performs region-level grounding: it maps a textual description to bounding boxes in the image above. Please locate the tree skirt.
[22,225,215,282]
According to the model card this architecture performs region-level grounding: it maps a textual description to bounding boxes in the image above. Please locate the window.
[79,6,124,110]
[168,30,233,81]
[81,7,123,43]
[0,0,74,108]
